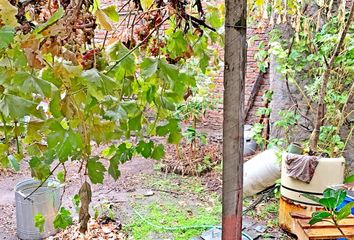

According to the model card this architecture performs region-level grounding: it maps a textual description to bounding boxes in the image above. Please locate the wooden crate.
[292,214,354,240]
[279,197,354,240]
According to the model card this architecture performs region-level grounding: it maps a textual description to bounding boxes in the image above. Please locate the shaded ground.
[0,156,294,240]
[0,111,294,239]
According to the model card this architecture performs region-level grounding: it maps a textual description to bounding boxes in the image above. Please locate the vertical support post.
[222,0,246,238]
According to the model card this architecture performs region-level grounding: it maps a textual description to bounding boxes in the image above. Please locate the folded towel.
[285,153,319,183]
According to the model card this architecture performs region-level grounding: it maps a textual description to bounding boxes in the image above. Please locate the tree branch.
[309,1,354,154]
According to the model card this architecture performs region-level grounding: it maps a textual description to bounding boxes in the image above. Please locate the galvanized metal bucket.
[15,178,62,240]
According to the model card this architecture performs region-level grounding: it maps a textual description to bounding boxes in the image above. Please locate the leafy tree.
[0,0,223,231]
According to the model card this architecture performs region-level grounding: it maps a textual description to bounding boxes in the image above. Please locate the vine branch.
[309,1,354,154]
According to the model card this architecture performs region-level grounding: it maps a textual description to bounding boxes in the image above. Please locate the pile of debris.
[47,218,126,240]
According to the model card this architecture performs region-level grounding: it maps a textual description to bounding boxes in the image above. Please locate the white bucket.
[15,178,62,240]
[280,155,345,205]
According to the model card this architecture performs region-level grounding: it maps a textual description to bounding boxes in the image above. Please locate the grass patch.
[124,198,221,240]
[142,170,206,197]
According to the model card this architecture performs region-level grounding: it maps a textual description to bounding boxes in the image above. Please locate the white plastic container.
[280,155,345,205]
[244,125,257,156]
[243,149,281,196]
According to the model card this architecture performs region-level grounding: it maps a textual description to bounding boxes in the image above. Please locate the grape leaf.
[0,94,38,119]
[156,118,182,144]
[34,213,45,233]
[56,171,65,183]
[106,42,136,75]
[96,9,113,31]
[108,155,120,180]
[141,0,154,10]
[47,126,83,162]
[151,144,165,160]
[167,30,188,58]
[0,26,15,49]
[102,6,119,22]
[141,58,158,78]
[0,0,18,26]
[29,157,51,181]
[87,157,106,184]
[53,207,73,229]
[158,59,179,83]
[136,140,154,158]
[8,155,20,171]
[12,72,58,98]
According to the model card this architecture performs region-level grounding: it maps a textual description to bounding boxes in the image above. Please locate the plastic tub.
[15,178,62,240]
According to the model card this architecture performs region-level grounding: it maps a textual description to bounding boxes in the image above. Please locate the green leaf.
[322,188,346,209]
[158,59,179,83]
[319,197,337,210]
[34,213,45,233]
[107,42,136,76]
[112,143,134,164]
[0,0,18,26]
[0,26,15,49]
[56,171,65,183]
[151,144,165,160]
[156,118,182,144]
[0,94,38,119]
[91,121,121,145]
[8,155,20,171]
[301,193,322,204]
[206,10,223,29]
[168,131,182,144]
[47,127,83,162]
[141,58,158,78]
[102,6,119,22]
[49,93,62,118]
[166,30,188,58]
[53,207,73,230]
[344,174,354,183]
[29,157,50,181]
[136,140,154,158]
[72,194,80,211]
[87,157,106,184]
[141,0,154,10]
[309,211,331,225]
[108,155,120,180]
[34,7,64,34]
[336,202,354,221]
[96,9,113,31]
[82,69,117,100]
[13,72,58,98]
[128,112,142,131]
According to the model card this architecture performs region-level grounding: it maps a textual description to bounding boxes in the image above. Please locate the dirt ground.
[0,111,295,239]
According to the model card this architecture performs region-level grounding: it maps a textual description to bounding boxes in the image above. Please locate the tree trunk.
[222,0,246,238]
